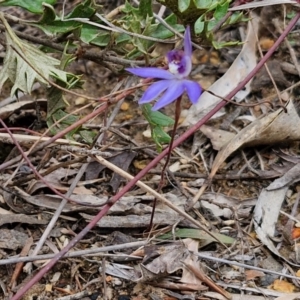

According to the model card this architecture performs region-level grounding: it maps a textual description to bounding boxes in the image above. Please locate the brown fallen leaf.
[0,99,47,120]
[245,269,265,281]
[0,229,28,250]
[0,214,48,226]
[85,151,137,192]
[272,279,295,293]
[183,262,232,300]
[210,100,300,179]
[9,237,33,288]
[200,125,235,151]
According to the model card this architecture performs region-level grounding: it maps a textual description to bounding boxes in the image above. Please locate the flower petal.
[139,80,171,104]
[184,26,192,58]
[152,81,185,110]
[178,55,192,78]
[126,67,174,79]
[182,80,202,104]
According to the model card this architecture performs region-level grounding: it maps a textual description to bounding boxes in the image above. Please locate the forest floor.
[1,1,300,300]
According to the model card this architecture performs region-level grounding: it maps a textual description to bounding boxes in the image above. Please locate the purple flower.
[126,26,202,111]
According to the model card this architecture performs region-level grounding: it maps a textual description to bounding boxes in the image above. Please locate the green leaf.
[178,0,190,12]
[214,1,229,20]
[79,129,96,144]
[152,14,184,39]
[207,19,218,32]
[142,104,174,127]
[0,13,80,96]
[0,0,56,14]
[159,228,235,244]
[46,44,82,117]
[129,14,155,55]
[122,1,134,13]
[80,25,110,46]
[115,33,131,45]
[139,0,153,18]
[47,109,79,139]
[26,0,97,36]
[212,40,242,49]
[226,12,246,25]
[47,85,66,118]
[194,0,213,9]
[194,15,205,34]
[152,126,171,149]
[142,104,174,151]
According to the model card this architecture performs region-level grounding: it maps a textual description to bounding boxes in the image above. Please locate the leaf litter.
[2,1,300,300]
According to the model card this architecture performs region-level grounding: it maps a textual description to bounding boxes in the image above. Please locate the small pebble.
[112,278,122,286]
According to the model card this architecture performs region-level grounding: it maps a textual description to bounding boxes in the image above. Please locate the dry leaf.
[0,99,47,120]
[292,228,300,240]
[182,13,259,126]
[0,229,28,250]
[0,214,48,226]
[272,279,295,293]
[200,125,235,151]
[210,100,300,179]
[253,163,300,265]
[245,270,265,281]
[133,159,149,170]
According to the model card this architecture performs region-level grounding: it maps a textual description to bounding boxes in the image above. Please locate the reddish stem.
[148,96,182,229]
[11,11,300,300]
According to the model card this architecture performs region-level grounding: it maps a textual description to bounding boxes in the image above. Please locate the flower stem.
[148,96,182,229]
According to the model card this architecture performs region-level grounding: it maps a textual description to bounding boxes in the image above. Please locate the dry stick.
[0,241,146,266]
[273,18,300,78]
[11,12,300,300]
[183,262,232,300]
[196,252,300,281]
[253,18,283,106]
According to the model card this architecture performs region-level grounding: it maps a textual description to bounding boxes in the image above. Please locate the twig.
[0,241,146,265]
[105,4,125,20]
[183,262,232,300]
[196,252,300,281]
[147,169,280,180]
[12,157,84,185]
[95,13,177,44]
[55,291,92,300]
[253,17,283,106]
[273,18,300,78]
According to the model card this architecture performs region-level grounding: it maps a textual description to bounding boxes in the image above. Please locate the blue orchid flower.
[126,26,202,111]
